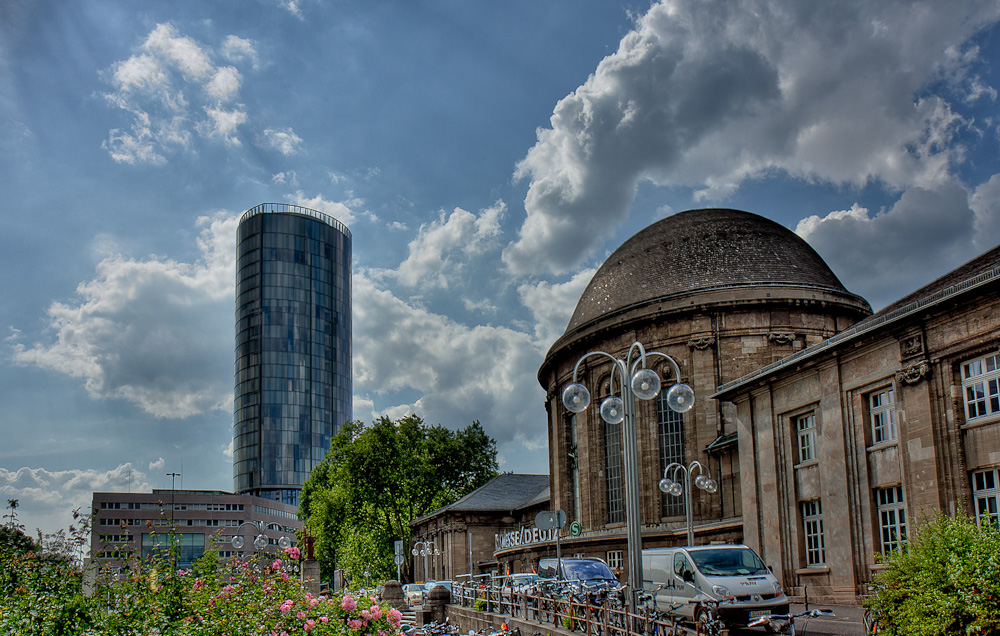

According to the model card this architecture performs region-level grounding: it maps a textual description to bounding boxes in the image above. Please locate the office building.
[234,203,352,506]
[90,489,301,570]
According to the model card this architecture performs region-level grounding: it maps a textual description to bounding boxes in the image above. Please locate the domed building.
[529,208,871,579]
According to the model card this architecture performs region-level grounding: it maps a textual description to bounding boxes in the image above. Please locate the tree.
[4,498,21,531]
[865,511,1000,635]
[299,415,498,582]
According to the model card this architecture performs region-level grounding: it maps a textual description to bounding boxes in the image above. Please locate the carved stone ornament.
[687,336,715,350]
[767,332,796,345]
[901,334,924,357]
[895,360,931,385]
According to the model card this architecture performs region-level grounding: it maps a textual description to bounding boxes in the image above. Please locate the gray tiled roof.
[567,209,855,331]
[411,474,549,524]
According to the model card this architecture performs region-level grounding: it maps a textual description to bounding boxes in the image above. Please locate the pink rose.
[388,608,402,626]
[341,594,357,611]
[304,619,316,632]
[319,617,329,623]
[348,620,364,629]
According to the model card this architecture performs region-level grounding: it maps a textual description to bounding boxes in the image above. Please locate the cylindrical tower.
[234,203,352,506]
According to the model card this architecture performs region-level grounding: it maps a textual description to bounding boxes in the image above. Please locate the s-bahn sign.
[494,525,559,551]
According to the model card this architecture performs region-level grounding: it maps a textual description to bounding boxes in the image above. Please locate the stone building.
[534,208,871,583]
[409,474,549,582]
[713,243,1000,603]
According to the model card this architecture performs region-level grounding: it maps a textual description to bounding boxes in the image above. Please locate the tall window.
[658,393,685,517]
[801,499,826,566]
[870,388,896,444]
[875,486,907,553]
[973,468,1000,527]
[605,419,624,524]
[606,550,623,572]
[570,415,581,523]
[963,353,1000,420]
[796,413,817,463]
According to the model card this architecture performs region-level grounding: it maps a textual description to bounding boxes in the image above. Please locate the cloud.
[504,0,1000,275]
[795,183,978,309]
[0,464,152,536]
[395,202,505,289]
[970,173,1000,251]
[518,268,597,347]
[102,23,256,163]
[262,127,304,156]
[148,457,165,471]
[352,270,548,460]
[286,191,360,227]
[221,35,259,69]
[12,213,238,418]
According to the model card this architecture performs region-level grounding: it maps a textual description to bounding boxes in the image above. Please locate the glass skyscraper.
[234,203,352,506]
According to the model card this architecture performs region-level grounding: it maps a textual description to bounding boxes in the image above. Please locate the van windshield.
[562,560,617,581]
[689,548,768,576]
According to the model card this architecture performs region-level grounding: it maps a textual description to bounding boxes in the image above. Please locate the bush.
[1,536,404,636]
[865,512,1000,636]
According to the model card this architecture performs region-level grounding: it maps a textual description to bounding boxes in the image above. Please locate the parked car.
[422,580,453,602]
[642,544,788,630]
[501,573,539,600]
[403,583,424,607]
[537,557,620,584]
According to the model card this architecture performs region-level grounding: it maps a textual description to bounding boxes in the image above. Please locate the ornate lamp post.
[230,520,292,555]
[411,540,440,581]
[660,460,718,545]
[561,341,694,604]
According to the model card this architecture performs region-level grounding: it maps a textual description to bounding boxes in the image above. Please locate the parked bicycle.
[747,608,835,635]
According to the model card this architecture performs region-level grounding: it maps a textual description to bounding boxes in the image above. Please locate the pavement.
[727,603,867,636]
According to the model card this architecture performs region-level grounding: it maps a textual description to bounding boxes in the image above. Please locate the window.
[801,499,826,566]
[796,413,817,463]
[962,353,1000,420]
[875,486,907,553]
[658,393,685,517]
[973,468,1000,527]
[605,419,624,524]
[606,550,623,572]
[870,388,896,444]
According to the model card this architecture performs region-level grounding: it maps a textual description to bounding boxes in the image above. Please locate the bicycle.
[747,608,835,635]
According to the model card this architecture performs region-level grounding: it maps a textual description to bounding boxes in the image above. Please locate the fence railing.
[451,581,687,636]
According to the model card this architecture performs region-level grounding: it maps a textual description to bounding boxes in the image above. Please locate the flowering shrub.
[1,538,403,636]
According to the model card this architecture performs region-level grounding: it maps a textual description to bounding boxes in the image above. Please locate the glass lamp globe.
[231,535,245,550]
[562,383,591,413]
[278,536,291,550]
[666,383,695,412]
[704,478,719,494]
[631,368,661,400]
[411,548,419,556]
[669,482,683,497]
[254,534,268,550]
[434,548,441,555]
[658,478,674,493]
[694,474,708,490]
[599,397,625,424]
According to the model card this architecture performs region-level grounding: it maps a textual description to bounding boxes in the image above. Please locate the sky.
[3,0,1000,538]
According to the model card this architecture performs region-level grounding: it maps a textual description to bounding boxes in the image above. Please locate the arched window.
[658,365,685,517]
[601,374,624,524]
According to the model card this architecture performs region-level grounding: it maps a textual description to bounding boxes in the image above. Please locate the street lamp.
[411,540,440,581]
[660,460,718,546]
[230,520,292,555]
[562,341,694,605]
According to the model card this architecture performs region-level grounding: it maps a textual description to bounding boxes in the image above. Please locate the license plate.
[750,610,771,618]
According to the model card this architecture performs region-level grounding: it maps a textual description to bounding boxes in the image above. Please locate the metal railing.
[452,580,697,636]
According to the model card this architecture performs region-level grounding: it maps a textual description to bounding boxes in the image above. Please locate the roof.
[410,474,550,525]
[566,209,856,332]
[713,244,1000,398]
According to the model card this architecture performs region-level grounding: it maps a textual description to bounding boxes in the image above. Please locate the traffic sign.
[569,521,582,537]
[535,509,568,530]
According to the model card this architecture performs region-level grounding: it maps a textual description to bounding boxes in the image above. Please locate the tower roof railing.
[240,203,352,238]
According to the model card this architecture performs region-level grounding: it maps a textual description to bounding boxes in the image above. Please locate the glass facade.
[234,204,352,505]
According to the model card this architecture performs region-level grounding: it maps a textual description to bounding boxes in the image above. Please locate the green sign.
[569,521,582,537]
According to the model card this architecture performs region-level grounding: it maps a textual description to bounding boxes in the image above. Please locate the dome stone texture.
[567,208,852,331]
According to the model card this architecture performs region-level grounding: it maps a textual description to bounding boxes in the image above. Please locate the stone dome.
[566,208,857,332]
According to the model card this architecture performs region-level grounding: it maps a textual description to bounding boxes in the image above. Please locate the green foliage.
[865,511,1000,635]
[474,598,486,611]
[300,415,499,582]
[1,533,405,635]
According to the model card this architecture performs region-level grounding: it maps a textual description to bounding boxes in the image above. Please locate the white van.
[642,545,788,629]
